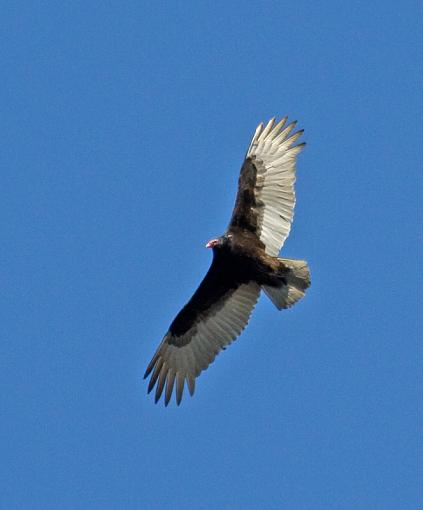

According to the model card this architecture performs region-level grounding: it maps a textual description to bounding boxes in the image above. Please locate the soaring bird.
[144,117,310,405]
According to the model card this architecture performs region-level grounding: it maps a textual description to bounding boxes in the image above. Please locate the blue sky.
[2,2,422,509]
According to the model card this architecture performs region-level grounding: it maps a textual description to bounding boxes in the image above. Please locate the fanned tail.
[263,258,310,310]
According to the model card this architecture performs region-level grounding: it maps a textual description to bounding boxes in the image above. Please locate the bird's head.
[205,238,220,249]
[205,234,232,249]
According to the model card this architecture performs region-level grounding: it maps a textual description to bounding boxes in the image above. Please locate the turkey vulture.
[144,117,310,405]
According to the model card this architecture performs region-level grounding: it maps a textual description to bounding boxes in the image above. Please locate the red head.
[206,238,220,249]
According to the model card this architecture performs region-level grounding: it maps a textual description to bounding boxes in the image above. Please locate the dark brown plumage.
[144,117,310,405]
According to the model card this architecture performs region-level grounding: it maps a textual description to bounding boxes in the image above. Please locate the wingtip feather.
[154,363,167,403]
[269,117,288,139]
[164,370,176,406]
[259,118,275,141]
[147,357,164,394]
[176,373,184,405]
[187,375,195,396]
[144,354,157,379]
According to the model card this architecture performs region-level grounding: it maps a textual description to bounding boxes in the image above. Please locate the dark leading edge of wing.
[143,255,260,406]
[228,158,260,234]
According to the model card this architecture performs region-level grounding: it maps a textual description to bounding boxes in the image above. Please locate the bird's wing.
[144,257,260,406]
[228,117,305,256]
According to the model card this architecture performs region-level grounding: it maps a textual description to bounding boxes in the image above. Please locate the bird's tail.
[262,258,311,310]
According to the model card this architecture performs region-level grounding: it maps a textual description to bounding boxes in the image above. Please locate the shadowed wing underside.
[144,256,260,406]
[229,118,305,256]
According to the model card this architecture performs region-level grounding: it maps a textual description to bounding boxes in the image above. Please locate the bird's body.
[145,117,310,405]
[169,234,285,338]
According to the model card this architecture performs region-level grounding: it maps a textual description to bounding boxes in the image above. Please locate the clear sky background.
[2,2,422,509]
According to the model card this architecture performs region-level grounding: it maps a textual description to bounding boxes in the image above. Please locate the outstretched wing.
[144,257,260,406]
[229,117,305,256]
